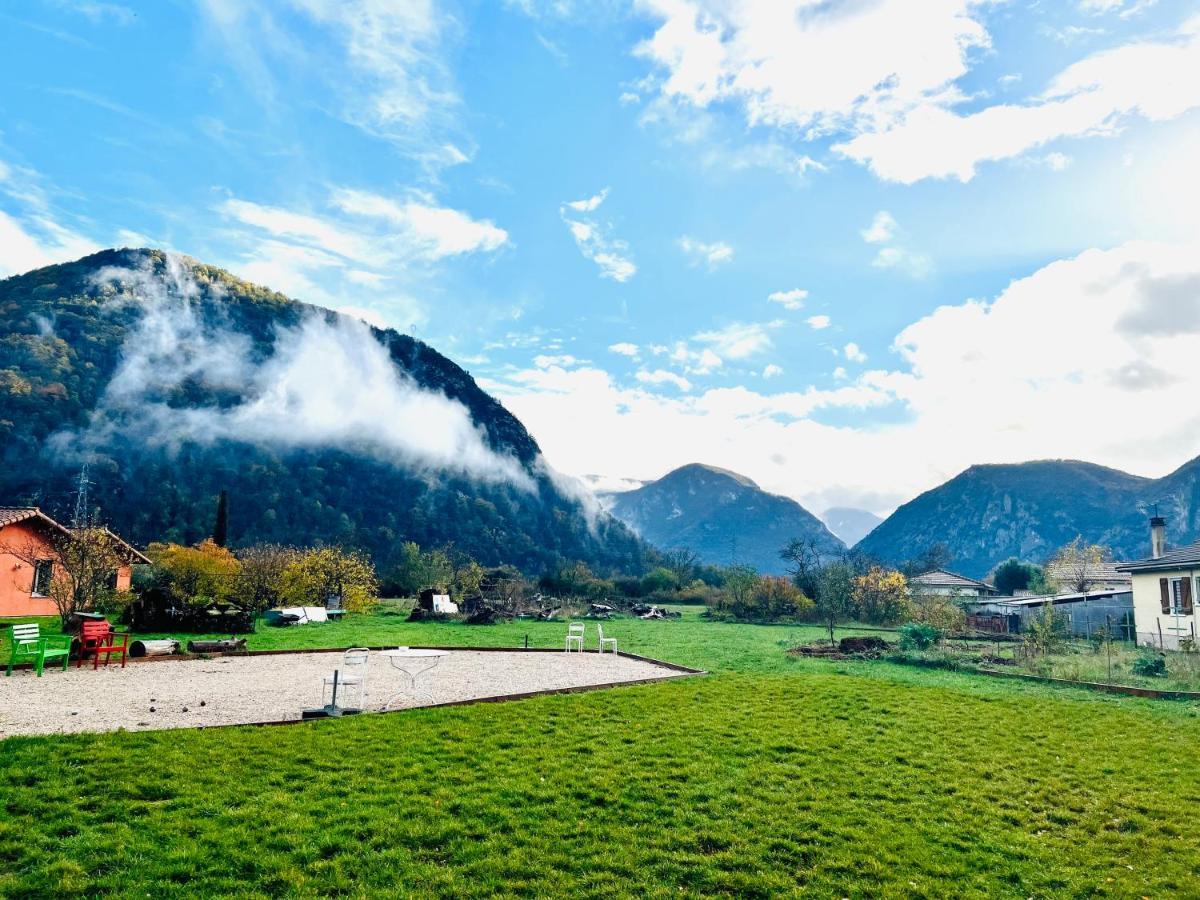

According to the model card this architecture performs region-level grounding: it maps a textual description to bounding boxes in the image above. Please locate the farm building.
[911,568,999,598]
[0,507,148,618]
[963,590,1134,638]
[1117,516,1200,650]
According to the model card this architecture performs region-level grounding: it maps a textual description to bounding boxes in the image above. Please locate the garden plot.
[0,649,690,737]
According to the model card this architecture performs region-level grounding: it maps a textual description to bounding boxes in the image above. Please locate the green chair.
[6,623,71,676]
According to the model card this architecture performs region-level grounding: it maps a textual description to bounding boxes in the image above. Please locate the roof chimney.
[1150,515,1166,560]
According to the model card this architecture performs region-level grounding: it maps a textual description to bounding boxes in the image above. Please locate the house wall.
[0,521,59,618]
[0,521,137,619]
[1131,569,1200,650]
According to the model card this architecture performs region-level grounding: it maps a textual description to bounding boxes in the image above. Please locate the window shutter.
[1160,578,1171,613]
[1182,578,1194,615]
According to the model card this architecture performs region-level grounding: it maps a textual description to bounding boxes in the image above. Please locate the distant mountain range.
[0,249,649,578]
[822,507,883,546]
[605,463,844,574]
[856,458,1200,578]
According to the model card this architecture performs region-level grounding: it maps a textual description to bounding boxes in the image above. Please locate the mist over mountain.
[0,249,648,576]
[822,507,883,546]
[607,463,844,575]
[856,458,1200,578]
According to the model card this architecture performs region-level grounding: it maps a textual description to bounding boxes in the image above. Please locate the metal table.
[380,648,449,709]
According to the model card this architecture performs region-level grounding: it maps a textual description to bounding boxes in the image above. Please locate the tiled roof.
[0,506,150,564]
[912,568,995,590]
[1044,558,1132,584]
[1118,541,1200,573]
[0,506,71,534]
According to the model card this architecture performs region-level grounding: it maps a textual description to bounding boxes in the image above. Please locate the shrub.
[852,567,913,625]
[1132,654,1168,678]
[721,575,813,623]
[147,539,240,606]
[899,622,942,650]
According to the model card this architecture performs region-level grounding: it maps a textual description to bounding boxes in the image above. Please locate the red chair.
[77,620,130,669]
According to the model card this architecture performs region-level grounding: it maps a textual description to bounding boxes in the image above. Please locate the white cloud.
[619,91,641,105]
[0,160,100,278]
[871,246,934,278]
[199,0,459,152]
[861,211,897,244]
[678,235,734,269]
[837,18,1200,184]
[636,368,692,391]
[860,211,931,278]
[807,315,831,330]
[843,342,867,363]
[768,288,807,310]
[762,363,783,379]
[635,0,989,139]
[560,191,637,282]
[490,238,1200,517]
[534,354,579,369]
[693,321,776,359]
[330,188,509,259]
[1042,151,1073,171]
[609,342,640,357]
[565,188,609,212]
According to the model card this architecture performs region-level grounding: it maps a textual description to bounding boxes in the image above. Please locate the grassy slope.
[3,608,1200,897]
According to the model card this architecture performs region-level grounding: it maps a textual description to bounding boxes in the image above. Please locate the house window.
[31,559,53,596]
[1169,577,1194,615]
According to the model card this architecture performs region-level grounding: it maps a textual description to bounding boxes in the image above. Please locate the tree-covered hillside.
[0,249,648,578]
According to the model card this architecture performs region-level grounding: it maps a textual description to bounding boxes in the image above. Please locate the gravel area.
[0,650,689,737]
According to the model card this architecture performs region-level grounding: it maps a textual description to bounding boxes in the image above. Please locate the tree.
[388,542,454,597]
[901,543,953,578]
[739,575,813,621]
[232,544,298,615]
[815,561,856,646]
[1024,603,1065,657]
[780,535,825,599]
[10,527,130,627]
[909,592,966,633]
[852,566,913,625]
[992,558,1039,596]
[719,565,758,613]
[147,539,240,606]
[663,547,699,587]
[452,559,485,600]
[1046,538,1111,594]
[212,489,229,548]
[280,547,379,613]
[640,567,680,595]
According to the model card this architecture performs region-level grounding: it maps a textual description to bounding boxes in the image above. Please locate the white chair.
[565,622,585,652]
[322,647,370,710]
[597,625,618,655]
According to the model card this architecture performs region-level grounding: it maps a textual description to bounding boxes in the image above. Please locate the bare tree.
[9,527,128,628]
[663,547,699,587]
[780,536,824,599]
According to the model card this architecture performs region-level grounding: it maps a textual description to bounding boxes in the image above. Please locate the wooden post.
[1158,618,1164,650]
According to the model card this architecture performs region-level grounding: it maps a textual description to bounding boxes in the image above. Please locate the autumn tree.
[232,544,298,615]
[852,566,914,625]
[147,539,241,606]
[280,547,379,613]
[1046,538,1111,594]
[815,561,856,646]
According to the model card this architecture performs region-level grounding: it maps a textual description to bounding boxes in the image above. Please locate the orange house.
[0,507,149,619]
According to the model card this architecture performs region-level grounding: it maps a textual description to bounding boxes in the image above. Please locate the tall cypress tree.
[213,489,229,547]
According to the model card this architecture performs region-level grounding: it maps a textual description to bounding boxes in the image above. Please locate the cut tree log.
[186,638,248,654]
[129,639,180,658]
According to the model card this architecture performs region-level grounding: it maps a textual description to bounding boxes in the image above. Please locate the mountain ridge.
[607,463,844,574]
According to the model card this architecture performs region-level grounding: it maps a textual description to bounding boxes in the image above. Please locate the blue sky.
[2,0,1200,515]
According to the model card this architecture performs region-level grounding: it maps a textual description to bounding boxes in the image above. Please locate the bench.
[5,623,71,677]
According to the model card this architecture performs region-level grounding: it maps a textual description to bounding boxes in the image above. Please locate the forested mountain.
[855,458,1200,577]
[607,463,844,574]
[821,507,883,546]
[0,249,649,578]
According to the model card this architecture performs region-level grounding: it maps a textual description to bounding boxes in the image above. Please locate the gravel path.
[0,650,688,737]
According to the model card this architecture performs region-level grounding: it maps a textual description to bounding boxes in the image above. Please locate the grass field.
[4,607,1200,897]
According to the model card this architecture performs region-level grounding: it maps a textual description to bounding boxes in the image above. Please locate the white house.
[1117,516,1199,650]
[911,568,999,598]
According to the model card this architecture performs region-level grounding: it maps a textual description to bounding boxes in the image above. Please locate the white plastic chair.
[597,625,618,655]
[565,622,584,653]
[322,647,370,709]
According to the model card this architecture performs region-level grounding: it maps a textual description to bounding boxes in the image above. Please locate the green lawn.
[4,608,1200,896]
